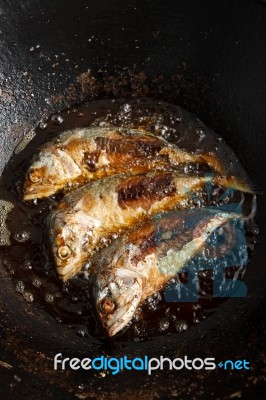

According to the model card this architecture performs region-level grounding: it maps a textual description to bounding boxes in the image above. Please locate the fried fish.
[90,209,241,336]
[23,126,231,200]
[47,172,230,281]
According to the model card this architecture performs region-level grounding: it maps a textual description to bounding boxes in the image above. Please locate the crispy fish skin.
[47,172,226,281]
[90,210,240,336]
[23,126,232,201]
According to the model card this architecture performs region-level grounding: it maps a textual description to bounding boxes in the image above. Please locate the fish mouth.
[102,278,143,337]
[56,252,89,281]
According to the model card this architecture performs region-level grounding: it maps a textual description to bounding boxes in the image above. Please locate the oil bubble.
[159,318,170,332]
[84,262,91,271]
[23,292,34,302]
[175,320,188,332]
[76,329,87,338]
[195,129,206,141]
[51,114,64,125]
[14,231,30,243]
[45,293,54,303]
[192,198,203,207]
[147,292,161,311]
[183,164,193,174]
[39,121,47,130]
[24,260,32,270]
[193,317,200,324]
[251,226,259,236]
[133,325,142,335]
[16,281,25,293]
[123,104,132,113]
[192,304,201,311]
[32,278,42,287]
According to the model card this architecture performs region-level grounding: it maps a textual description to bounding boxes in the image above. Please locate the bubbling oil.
[0,98,258,342]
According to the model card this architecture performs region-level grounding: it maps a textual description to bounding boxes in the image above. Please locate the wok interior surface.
[0,0,265,398]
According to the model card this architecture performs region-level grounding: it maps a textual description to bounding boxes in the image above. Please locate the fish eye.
[57,245,72,260]
[99,297,116,314]
[29,170,42,183]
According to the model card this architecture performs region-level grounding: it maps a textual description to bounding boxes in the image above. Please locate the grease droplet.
[39,121,47,130]
[51,114,64,125]
[175,320,188,332]
[14,231,30,243]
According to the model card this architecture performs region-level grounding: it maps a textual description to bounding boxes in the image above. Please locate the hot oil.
[0,98,258,342]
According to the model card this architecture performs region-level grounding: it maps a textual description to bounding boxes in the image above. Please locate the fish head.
[48,209,93,280]
[23,148,81,200]
[91,268,143,337]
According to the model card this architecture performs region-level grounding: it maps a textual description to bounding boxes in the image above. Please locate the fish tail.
[198,153,257,194]
[214,175,254,193]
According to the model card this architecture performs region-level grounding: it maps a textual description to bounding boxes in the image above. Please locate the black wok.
[0,0,265,399]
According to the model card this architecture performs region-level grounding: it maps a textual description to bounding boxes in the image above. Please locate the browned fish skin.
[89,213,182,275]
[90,209,240,336]
[23,126,228,200]
[47,172,224,281]
[116,173,176,210]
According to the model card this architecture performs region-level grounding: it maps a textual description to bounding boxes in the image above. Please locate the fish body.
[47,172,227,281]
[23,126,233,200]
[90,209,241,336]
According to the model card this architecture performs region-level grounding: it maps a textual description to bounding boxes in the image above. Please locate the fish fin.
[198,153,226,174]
[215,175,256,194]
[199,153,261,194]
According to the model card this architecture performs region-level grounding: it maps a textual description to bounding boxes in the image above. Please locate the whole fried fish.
[23,126,229,200]
[90,209,241,336]
[47,172,234,281]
